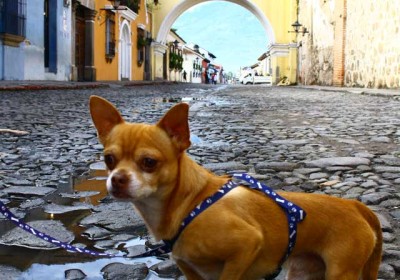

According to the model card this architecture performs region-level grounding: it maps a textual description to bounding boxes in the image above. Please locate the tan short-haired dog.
[89,95,382,280]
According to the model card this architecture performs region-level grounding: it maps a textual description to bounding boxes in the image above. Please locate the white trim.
[145,0,149,24]
[118,20,132,80]
[78,0,95,10]
[156,0,275,44]
[119,8,138,22]
[267,43,290,57]
[137,24,146,30]
[152,42,168,56]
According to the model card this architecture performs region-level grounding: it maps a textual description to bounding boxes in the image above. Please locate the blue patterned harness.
[164,173,307,279]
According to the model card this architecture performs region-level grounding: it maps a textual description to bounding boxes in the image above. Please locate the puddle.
[190,134,203,145]
[20,256,164,280]
[152,96,203,103]
[189,134,230,148]
[73,169,108,206]
[0,168,169,279]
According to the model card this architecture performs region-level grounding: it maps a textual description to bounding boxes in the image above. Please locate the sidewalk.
[298,85,400,98]
[0,80,177,91]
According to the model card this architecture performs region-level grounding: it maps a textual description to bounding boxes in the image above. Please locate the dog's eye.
[104,154,116,170]
[141,157,158,173]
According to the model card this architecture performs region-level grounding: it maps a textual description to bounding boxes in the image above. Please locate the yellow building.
[166,30,185,82]
[93,0,153,81]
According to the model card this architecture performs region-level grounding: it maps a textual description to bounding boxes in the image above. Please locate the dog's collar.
[163,173,307,278]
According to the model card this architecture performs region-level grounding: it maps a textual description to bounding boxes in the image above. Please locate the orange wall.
[94,0,117,81]
[94,0,152,81]
[132,0,149,81]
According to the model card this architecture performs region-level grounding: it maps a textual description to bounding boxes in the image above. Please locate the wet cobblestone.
[0,84,399,279]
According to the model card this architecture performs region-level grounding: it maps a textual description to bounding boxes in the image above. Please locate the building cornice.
[77,0,95,10]
[119,8,138,22]
[152,42,168,56]
[267,43,290,57]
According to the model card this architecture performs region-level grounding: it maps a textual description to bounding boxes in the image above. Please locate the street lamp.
[173,40,179,49]
[288,20,309,35]
[291,20,301,33]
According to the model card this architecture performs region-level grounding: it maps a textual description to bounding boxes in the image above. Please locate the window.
[105,13,115,59]
[137,28,146,66]
[0,0,26,40]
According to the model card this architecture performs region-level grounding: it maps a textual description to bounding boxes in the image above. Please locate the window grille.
[0,0,26,37]
[105,14,115,58]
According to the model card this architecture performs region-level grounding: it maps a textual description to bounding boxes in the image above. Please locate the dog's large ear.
[89,95,124,144]
[157,103,191,152]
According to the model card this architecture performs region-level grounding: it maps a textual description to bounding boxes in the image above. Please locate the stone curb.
[0,81,179,91]
[0,83,110,91]
[297,85,400,98]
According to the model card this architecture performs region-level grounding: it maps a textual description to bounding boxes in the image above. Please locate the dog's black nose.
[111,172,129,188]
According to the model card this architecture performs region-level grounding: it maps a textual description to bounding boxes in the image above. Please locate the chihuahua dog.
[89,96,382,280]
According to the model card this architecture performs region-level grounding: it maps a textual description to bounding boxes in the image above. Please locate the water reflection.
[20,256,166,280]
[73,169,108,206]
[0,169,170,279]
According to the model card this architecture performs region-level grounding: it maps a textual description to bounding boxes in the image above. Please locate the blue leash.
[0,173,306,273]
[0,200,170,259]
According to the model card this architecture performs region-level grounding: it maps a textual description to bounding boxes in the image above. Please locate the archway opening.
[156,0,275,44]
[172,1,269,75]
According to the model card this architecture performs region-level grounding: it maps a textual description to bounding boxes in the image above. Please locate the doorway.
[75,6,85,81]
[119,22,131,81]
[44,0,57,73]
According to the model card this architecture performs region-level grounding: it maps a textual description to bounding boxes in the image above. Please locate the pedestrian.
[183,70,187,82]
[212,73,217,85]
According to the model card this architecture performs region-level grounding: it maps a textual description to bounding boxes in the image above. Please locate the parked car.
[241,73,272,85]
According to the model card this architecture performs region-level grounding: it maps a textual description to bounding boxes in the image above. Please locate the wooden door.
[75,16,85,81]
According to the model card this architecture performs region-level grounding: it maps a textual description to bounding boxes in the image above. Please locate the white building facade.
[182,45,202,83]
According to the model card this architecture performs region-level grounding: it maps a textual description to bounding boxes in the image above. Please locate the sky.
[172,1,269,74]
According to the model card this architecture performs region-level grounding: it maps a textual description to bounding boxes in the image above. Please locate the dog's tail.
[356,202,383,280]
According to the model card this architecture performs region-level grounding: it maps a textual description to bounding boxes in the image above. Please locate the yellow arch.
[152,0,298,84]
[155,0,276,44]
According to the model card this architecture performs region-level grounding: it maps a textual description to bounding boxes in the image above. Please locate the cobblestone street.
[0,84,399,279]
